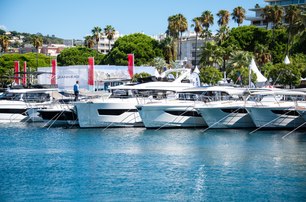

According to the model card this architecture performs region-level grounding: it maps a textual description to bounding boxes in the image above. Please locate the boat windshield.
[109,89,175,100]
[0,92,51,102]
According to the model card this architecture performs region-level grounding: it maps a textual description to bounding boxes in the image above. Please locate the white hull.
[196,103,255,129]
[75,98,143,128]
[247,106,305,128]
[137,102,206,129]
[38,105,78,127]
[0,113,28,122]
[0,101,31,122]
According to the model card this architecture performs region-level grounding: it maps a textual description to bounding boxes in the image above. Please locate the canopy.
[284,55,290,64]
[249,58,267,83]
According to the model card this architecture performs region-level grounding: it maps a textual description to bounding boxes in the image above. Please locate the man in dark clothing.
[73,80,79,101]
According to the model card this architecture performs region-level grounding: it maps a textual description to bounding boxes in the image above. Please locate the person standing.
[73,80,79,101]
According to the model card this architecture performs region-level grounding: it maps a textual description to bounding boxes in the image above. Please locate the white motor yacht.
[194,87,258,129]
[246,90,306,128]
[0,88,59,122]
[135,87,211,129]
[74,68,198,128]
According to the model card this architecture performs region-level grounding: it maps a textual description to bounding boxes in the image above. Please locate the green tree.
[254,44,272,67]
[151,57,167,74]
[216,25,229,45]
[0,53,51,83]
[91,26,102,51]
[199,41,223,67]
[132,72,152,82]
[224,26,271,52]
[84,35,95,49]
[227,51,256,85]
[103,33,163,66]
[199,66,222,85]
[227,50,253,69]
[232,6,246,26]
[265,63,301,87]
[57,47,104,66]
[291,53,306,78]
[104,25,116,51]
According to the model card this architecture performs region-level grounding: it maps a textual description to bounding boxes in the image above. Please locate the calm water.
[0,123,306,201]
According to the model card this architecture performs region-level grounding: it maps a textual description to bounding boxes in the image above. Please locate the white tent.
[284,55,290,64]
[193,66,200,74]
[249,58,267,83]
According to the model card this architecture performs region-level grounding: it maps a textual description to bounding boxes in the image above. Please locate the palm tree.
[232,6,246,26]
[254,44,272,67]
[167,14,188,60]
[191,17,202,67]
[161,36,177,63]
[200,10,214,42]
[177,14,188,60]
[262,5,273,29]
[227,51,253,69]
[32,35,43,68]
[0,35,10,53]
[216,25,229,45]
[217,10,230,27]
[285,5,301,55]
[201,10,214,30]
[104,25,116,52]
[167,15,179,38]
[91,26,102,52]
[199,41,223,67]
[84,35,95,49]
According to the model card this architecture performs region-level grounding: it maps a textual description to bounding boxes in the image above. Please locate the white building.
[246,0,306,29]
[94,31,121,54]
[179,31,210,66]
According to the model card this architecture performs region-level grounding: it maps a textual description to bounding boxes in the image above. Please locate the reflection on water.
[0,123,306,201]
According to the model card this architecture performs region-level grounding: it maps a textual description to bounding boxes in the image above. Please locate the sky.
[1,0,267,40]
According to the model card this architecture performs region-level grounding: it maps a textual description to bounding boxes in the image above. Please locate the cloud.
[0,25,7,30]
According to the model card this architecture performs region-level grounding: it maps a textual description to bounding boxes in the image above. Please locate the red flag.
[14,61,19,85]
[51,59,57,85]
[127,54,134,78]
[88,57,94,85]
[22,61,27,86]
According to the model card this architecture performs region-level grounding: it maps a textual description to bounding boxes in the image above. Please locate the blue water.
[0,123,306,201]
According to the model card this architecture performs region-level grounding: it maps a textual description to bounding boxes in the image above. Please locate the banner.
[14,61,19,85]
[22,61,27,86]
[88,57,95,90]
[127,54,134,78]
[51,59,57,85]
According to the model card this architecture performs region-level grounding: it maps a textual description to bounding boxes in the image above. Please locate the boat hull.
[246,106,305,128]
[38,108,78,126]
[137,102,206,129]
[75,100,143,128]
[196,105,255,128]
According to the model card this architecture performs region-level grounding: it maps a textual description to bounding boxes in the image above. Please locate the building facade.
[179,31,209,67]
[94,31,121,54]
[246,0,306,29]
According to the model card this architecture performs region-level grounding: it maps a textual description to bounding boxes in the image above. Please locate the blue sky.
[1,0,266,39]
